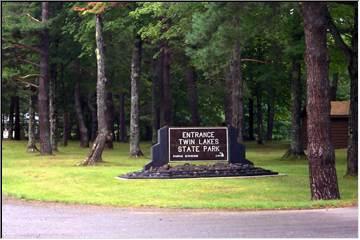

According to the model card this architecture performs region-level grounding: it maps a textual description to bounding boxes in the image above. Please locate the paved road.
[2,198,358,238]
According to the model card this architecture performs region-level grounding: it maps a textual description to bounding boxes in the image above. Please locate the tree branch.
[16,58,40,67]
[3,39,44,55]
[241,58,269,64]
[325,8,352,60]
[26,13,41,23]
[14,77,39,89]
[18,74,41,79]
[13,43,44,55]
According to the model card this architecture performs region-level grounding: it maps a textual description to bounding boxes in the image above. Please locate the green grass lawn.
[2,140,357,209]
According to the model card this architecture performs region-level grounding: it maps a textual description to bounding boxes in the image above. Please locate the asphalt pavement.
[2,198,358,238]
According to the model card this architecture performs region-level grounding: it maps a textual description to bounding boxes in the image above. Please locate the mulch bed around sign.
[120,162,278,179]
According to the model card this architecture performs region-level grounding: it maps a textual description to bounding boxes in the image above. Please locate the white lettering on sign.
[182,131,215,139]
[178,131,220,152]
[169,127,228,161]
[179,139,196,145]
[177,145,200,153]
[203,145,220,152]
[199,138,219,145]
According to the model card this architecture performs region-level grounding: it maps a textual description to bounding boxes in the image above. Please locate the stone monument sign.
[144,126,251,170]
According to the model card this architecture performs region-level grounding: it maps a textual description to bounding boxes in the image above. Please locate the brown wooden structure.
[302,101,349,149]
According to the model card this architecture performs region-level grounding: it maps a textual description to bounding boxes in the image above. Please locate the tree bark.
[283,59,306,158]
[27,94,38,152]
[347,55,358,176]
[81,14,109,165]
[49,64,57,151]
[38,2,52,155]
[152,58,160,144]
[8,96,15,140]
[1,113,4,140]
[13,96,21,140]
[75,123,80,140]
[129,35,143,157]
[160,41,171,126]
[74,69,89,148]
[115,117,120,142]
[346,5,358,176]
[224,71,233,126]
[248,97,255,140]
[87,93,98,142]
[326,3,357,176]
[105,91,114,149]
[185,65,200,126]
[59,63,69,147]
[63,111,69,146]
[330,72,338,101]
[145,125,152,141]
[118,92,126,142]
[256,87,263,144]
[158,43,165,127]
[300,2,340,200]
[230,40,244,143]
[266,95,275,141]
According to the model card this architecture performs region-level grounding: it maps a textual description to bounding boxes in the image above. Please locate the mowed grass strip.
[2,140,357,209]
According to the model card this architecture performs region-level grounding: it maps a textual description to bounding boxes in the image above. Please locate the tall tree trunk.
[27,94,38,152]
[145,125,152,141]
[13,96,20,140]
[224,71,233,125]
[105,91,114,149]
[346,5,358,176]
[59,63,69,147]
[152,58,160,144]
[81,14,109,165]
[266,95,275,141]
[75,123,80,140]
[248,97,255,140]
[326,3,357,176]
[256,87,263,144]
[230,40,244,143]
[8,96,15,140]
[49,64,57,151]
[158,43,165,127]
[129,35,143,157]
[347,56,358,176]
[330,72,338,101]
[283,59,306,158]
[118,92,126,142]
[115,117,120,141]
[185,65,200,126]
[63,111,69,146]
[160,41,171,126]
[300,2,340,200]
[74,70,89,148]
[87,93,98,142]
[1,113,4,140]
[38,2,52,155]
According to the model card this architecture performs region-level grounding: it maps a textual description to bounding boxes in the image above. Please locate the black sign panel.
[169,127,228,161]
